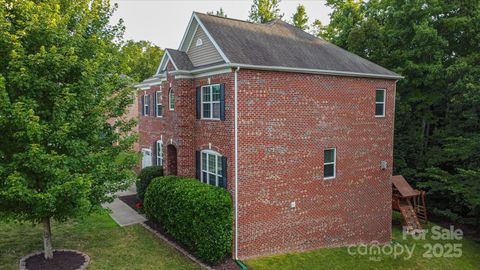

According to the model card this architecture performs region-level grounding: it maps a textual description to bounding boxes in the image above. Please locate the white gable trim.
[155,50,179,74]
[178,13,230,64]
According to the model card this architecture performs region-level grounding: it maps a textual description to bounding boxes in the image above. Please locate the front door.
[167,145,178,175]
[141,148,152,169]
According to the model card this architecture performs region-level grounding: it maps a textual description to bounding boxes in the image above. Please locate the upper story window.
[142,94,150,116]
[324,148,336,179]
[375,89,386,117]
[169,88,175,111]
[201,84,221,119]
[196,38,203,47]
[201,150,224,187]
[155,91,162,117]
[155,140,163,166]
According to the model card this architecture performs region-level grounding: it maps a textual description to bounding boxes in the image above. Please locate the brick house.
[136,12,402,259]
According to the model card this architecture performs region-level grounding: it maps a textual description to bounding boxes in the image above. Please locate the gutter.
[158,63,402,81]
[234,66,240,260]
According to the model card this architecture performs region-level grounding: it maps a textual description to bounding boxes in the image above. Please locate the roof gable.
[186,25,224,67]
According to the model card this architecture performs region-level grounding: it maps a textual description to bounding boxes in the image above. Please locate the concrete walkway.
[103,185,147,227]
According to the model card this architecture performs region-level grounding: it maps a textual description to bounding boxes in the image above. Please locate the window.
[201,84,221,119]
[196,38,203,47]
[155,91,162,117]
[169,88,175,111]
[324,148,336,179]
[156,140,163,166]
[143,94,150,116]
[375,89,386,117]
[201,150,223,187]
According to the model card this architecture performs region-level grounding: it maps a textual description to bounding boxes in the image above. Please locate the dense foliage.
[248,0,282,23]
[319,0,480,228]
[0,0,138,257]
[292,4,309,30]
[144,176,232,264]
[119,40,164,82]
[136,166,163,201]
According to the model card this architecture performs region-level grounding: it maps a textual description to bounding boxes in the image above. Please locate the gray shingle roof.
[166,48,194,70]
[195,13,400,78]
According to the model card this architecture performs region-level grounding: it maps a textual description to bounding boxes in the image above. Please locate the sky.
[110,0,332,49]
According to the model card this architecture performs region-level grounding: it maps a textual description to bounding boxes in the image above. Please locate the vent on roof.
[196,38,203,47]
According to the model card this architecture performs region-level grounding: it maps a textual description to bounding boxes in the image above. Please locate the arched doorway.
[167,144,178,175]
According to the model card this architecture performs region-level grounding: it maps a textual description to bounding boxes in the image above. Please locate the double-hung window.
[169,88,175,111]
[324,148,336,179]
[201,84,221,119]
[143,94,150,116]
[201,150,223,187]
[155,91,162,117]
[155,140,163,166]
[375,89,386,117]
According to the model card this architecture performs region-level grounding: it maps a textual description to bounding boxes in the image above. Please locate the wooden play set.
[392,175,428,233]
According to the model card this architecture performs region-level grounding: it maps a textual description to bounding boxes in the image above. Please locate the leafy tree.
[292,4,309,30]
[0,0,137,259]
[248,0,283,23]
[207,8,227,18]
[119,40,164,82]
[321,0,480,228]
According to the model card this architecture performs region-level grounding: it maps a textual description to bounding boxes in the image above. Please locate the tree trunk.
[43,217,54,260]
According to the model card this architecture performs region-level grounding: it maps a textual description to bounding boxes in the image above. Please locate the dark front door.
[167,145,178,175]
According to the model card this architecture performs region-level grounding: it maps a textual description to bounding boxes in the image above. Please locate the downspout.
[234,66,240,261]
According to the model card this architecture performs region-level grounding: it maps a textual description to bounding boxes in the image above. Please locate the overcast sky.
[110,0,332,49]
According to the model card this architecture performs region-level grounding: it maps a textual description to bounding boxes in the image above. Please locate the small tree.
[292,4,309,30]
[0,0,137,259]
[207,8,227,18]
[248,0,283,23]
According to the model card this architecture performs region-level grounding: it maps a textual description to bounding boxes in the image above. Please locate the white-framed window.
[201,84,221,119]
[169,88,175,111]
[156,140,163,166]
[324,148,336,179]
[375,89,386,117]
[201,150,223,186]
[143,94,149,116]
[155,91,162,117]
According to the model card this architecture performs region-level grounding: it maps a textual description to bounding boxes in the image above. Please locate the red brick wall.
[236,69,396,258]
[138,65,397,259]
[138,63,235,190]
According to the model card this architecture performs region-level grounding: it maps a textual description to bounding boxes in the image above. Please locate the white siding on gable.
[187,26,224,67]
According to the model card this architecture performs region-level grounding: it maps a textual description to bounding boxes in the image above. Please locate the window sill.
[199,118,221,121]
[323,177,336,180]
[375,115,385,118]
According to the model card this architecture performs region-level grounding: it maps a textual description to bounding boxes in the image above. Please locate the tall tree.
[207,8,227,18]
[292,4,309,30]
[0,0,137,259]
[119,40,164,82]
[322,0,480,228]
[248,0,283,23]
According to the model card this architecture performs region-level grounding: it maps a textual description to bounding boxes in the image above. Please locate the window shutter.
[153,142,157,166]
[220,156,227,188]
[153,93,157,116]
[220,83,225,121]
[141,95,145,116]
[195,151,201,180]
[196,86,201,119]
[147,95,151,115]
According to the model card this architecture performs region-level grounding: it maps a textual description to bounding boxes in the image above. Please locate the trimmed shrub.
[136,166,163,201]
[144,176,232,264]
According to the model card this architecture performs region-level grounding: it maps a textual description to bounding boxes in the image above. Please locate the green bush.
[144,176,232,264]
[136,166,163,201]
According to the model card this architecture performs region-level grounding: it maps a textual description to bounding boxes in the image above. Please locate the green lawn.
[0,211,201,270]
[247,214,480,270]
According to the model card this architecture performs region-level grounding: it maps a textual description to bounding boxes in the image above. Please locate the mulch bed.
[119,194,241,270]
[23,250,88,270]
[144,220,241,270]
[119,194,141,211]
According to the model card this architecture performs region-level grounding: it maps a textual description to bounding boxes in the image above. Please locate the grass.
[246,213,480,270]
[0,210,201,270]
